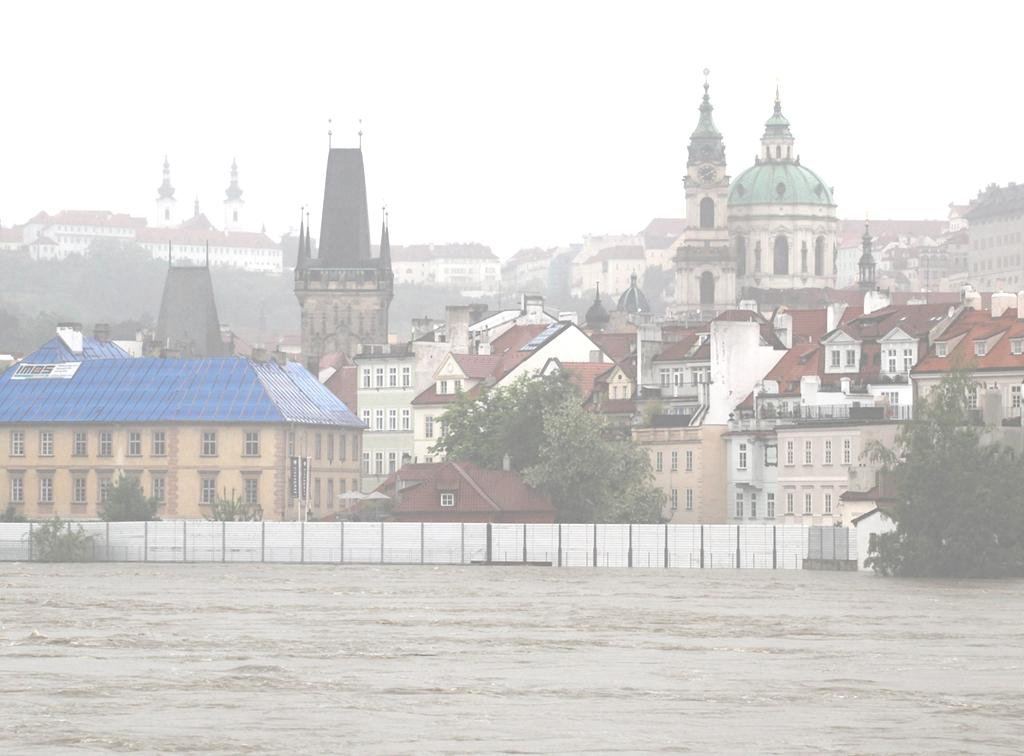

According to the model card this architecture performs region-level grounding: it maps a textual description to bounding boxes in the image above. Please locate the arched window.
[775,145,781,159]
[815,236,825,276]
[700,271,715,306]
[801,241,808,273]
[773,235,789,275]
[699,198,715,229]
[736,236,747,278]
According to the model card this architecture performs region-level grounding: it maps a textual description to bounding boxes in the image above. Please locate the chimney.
[161,347,181,359]
[1018,291,1024,320]
[445,305,472,354]
[251,346,270,363]
[56,322,84,353]
[738,299,759,313]
[826,303,847,333]
[991,291,1016,318]
[93,323,111,342]
[522,294,545,321]
[558,311,579,325]
[272,348,289,367]
[502,453,511,472]
[864,289,891,315]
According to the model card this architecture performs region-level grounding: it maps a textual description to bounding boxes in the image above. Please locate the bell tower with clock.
[672,70,736,315]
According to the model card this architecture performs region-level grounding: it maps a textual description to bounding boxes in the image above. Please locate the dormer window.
[936,342,948,357]
[439,379,449,394]
[454,379,463,393]
[1011,339,1024,356]
[845,349,857,368]
[440,492,455,507]
[974,341,987,357]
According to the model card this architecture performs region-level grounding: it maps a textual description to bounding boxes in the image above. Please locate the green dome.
[728,162,834,206]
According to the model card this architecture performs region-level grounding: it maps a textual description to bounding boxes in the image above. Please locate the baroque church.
[294,146,394,369]
[672,74,840,316]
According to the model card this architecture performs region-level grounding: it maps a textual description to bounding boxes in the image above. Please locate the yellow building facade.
[632,423,726,523]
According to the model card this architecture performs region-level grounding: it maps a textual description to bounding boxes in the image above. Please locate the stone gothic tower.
[155,156,176,228]
[672,72,736,316]
[224,158,244,231]
[294,148,393,369]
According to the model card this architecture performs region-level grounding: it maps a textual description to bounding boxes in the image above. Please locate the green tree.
[866,368,1024,578]
[523,399,664,523]
[31,517,95,562]
[206,490,263,522]
[436,374,664,523]
[1,503,26,522]
[98,474,161,522]
[432,373,580,471]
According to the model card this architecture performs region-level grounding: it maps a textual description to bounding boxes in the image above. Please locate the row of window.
[361,365,413,389]
[668,488,695,512]
[658,367,711,387]
[286,431,354,463]
[6,430,261,459]
[361,408,412,432]
[654,450,695,473]
[779,438,853,467]
[303,477,357,510]
[361,450,407,477]
[733,490,835,518]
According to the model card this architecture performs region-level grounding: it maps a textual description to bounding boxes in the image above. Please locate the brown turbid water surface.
[1,564,1023,754]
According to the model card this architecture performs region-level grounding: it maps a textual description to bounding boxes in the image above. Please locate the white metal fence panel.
[343,522,382,563]
[462,523,488,563]
[303,523,341,563]
[78,522,109,561]
[632,524,665,569]
[596,524,629,568]
[383,522,421,563]
[666,525,701,568]
[184,521,222,562]
[491,523,523,563]
[738,525,774,569]
[705,525,736,568]
[561,524,593,566]
[107,522,146,561]
[422,523,464,564]
[525,524,559,563]
[224,522,263,562]
[0,523,30,560]
[776,526,807,570]
[262,522,302,562]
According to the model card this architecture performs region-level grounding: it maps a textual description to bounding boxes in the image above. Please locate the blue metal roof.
[0,357,364,427]
[23,336,130,363]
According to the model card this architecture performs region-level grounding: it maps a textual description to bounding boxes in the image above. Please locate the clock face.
[698,165,717,184]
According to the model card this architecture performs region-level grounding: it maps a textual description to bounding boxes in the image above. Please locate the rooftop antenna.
[328,118,332,149]
[358,118,363,149]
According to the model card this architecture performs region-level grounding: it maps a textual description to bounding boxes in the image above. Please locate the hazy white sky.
[1,1,1021,258]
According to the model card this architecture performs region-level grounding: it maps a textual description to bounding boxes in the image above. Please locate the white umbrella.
[337,491,366,500]
[362,491,391,500]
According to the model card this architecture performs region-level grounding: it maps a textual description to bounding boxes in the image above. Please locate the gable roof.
[652,333,702,362]
[23,336,130,363]
[376,461,555,516]
[0,357,363,427]
[915,308,1024,374]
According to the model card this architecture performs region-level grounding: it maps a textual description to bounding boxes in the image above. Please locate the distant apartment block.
[388,243,500,293]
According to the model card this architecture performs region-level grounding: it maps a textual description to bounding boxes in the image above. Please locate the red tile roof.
[761,343,823,395]
[653,333,700,362]
[554,361,615,400]
[452,353,502,379]
[375,461,555,522]
[590,332,635,362]
[774,308,828,343]
[390,243,497,261]
[30,210,147,229]
[832,303,953,341]
[915,308,1024,374]
[137,224,279,250]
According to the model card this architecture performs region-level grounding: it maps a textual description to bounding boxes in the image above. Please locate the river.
[2,564,1022,754]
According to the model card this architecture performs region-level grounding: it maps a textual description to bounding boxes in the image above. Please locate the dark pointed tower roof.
[295,213,309,271]
[317,148,372,267]
[379,210,391,272]
[155,263,226,357]
[225,158,243,201]
[585,284,610,330]
[617,273,650,314]
[687,69,725,166]
[157,156,175,199]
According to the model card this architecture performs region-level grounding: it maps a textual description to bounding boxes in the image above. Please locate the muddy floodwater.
[2,564,1022,754]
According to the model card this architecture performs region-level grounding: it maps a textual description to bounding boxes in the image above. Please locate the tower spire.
[378,205,391,272]
[859,217,876,290]
[687,68,724,165]
[295,209,309,271]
